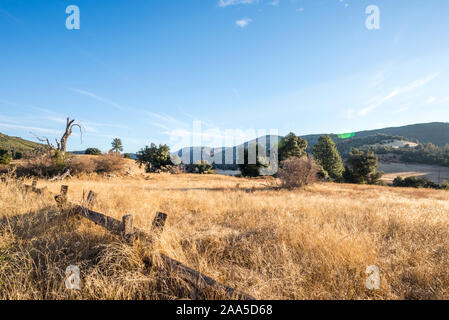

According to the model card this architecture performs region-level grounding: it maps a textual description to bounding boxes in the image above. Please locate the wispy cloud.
[425,96,437,105]
[70,88,126,111]
[425,95,449,105]
[358,73,439,116]
[218,0,258,8]
[0,122,60,135]
[268,0,280,6]
[236,18,252,28]
[0,7,22,24]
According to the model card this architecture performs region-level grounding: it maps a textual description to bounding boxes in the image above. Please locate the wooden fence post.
[32,179,37,191]
[86,190,97,207]
[152,212,167,232]
[55,185,69,207]
[122,215,134,242]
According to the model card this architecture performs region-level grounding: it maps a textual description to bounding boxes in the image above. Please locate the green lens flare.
[337,132,356,139]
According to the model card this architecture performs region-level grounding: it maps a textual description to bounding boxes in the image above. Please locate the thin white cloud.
[236,18,252,28]
[358,73,439,116]
[218,0,258,8]
[268,0,280,6]
[0,122,60,135]
[70,88,126,111]
[425,96,437,105]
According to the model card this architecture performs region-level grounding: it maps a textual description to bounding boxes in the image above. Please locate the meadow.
[1,171,448,300]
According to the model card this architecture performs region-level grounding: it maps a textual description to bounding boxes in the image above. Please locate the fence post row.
[13,180,256,300]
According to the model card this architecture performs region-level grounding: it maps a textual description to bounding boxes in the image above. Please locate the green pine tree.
[312,135,344,181]
[278,133,308,162]
[111,138,124,153]
[343,148,383,185]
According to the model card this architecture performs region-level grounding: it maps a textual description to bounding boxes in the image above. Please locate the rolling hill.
[0,132,44,154]
[175,122,449,164]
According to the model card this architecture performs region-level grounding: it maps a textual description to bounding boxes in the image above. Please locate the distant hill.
[0,132,44,154]
[302,122,449,148]
[174,122,449,164]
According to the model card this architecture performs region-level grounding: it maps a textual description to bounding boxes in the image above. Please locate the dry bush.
[93,154,126,175]
[14,154,63,178]
[277,156,318,189]
[168,165,184,175]
[67,157,96,175]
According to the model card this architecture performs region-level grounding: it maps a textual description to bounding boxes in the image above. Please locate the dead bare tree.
[31,117,82,155]
[56,117,82,154]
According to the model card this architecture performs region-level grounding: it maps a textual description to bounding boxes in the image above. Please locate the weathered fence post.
[32,179,37,191]
[152,212,167,232]
[122,215,134,242]
[55,185,69,207]
[86,190,97,207]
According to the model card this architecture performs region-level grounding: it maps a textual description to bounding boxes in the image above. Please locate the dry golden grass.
[1,173,449,300]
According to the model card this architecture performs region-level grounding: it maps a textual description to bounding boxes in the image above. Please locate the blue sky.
[1,0,449,152]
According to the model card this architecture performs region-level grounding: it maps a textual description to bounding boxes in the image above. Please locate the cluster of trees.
[376,142,449,167]
[234,132,383,187]
[334,133,410,157]
[393,176,449,190]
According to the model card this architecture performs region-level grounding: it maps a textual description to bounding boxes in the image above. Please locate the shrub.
[93,154,126,174]
[0,149,12,165]
[15,154,61,177]
[67,157,96,175]
[185,160,214,174]
[393,176,439,189]
[441,180,449,190]
[85,148,102,155]
[13,151,23,160]
[277,156,318,189]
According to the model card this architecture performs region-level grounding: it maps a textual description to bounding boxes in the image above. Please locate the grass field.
[1,173,449,300]
[379,162,449,184]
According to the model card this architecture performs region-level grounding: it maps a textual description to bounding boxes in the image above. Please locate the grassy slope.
[0,132,44,153]
[1,174,448,299]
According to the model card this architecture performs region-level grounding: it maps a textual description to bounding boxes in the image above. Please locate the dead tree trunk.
[32,117,82,155]
[58,117,82,155]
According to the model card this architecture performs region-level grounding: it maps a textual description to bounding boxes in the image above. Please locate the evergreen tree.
[278,132,308,162]
[312,135,344,181]
[343,148,383,184]
[111,138,124,153]
[136,143,173,172]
